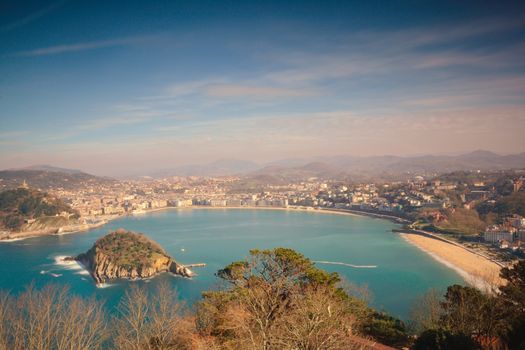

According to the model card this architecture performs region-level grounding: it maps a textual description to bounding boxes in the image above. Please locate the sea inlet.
[0,208,463,320]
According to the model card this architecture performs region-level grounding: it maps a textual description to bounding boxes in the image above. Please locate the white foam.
[50,273,62,278]
[314,261,377,268]
[0,236,33,242]
[53,255,91,278]
[95,283,113,289]
[54,255,82,269]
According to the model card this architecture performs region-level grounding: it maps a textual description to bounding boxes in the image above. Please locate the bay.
[0,208,463,320]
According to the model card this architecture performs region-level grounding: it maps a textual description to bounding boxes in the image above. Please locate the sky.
[1,0,525,176]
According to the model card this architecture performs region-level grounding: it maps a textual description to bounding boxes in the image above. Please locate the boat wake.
[313,261,377,268]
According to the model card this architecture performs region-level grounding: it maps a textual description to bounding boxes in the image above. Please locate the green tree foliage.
[363,311,409,348]
[81,229,168,269]
[414,261,525,349]
[493,192,525,217]
[494,177,514,197]
[0,188,77,231]
[499,260,525,349]
[413,329,482,350]
[477,191,525,223]
[440,285,507,342]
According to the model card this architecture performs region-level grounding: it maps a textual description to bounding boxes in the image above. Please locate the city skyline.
[1,1,525,176]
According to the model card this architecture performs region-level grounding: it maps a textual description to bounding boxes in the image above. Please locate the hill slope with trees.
[0,188,78,231]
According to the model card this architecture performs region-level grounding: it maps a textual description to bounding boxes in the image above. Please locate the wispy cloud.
[73,113,157,131]
[10,35,155,57]
[205,84,315,98]
[147,77,317,102]
[0,0,67,33]
[0,130,30,146]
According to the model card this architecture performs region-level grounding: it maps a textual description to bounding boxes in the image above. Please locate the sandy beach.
[400,232,504,290]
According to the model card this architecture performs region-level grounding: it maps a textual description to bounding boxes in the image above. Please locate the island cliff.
[72,229,194,284]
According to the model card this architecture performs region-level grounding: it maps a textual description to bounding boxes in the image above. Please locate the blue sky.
[1,0,525,176]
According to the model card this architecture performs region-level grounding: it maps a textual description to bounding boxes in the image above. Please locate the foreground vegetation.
[0,248,524,349]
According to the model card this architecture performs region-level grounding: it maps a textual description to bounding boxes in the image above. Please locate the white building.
[483,230,514,243]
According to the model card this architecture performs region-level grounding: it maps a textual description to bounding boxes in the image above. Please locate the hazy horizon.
[2,1,525,176]
[2,148,524,178]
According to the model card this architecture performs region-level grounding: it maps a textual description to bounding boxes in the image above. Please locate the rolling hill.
[0,168,115,190]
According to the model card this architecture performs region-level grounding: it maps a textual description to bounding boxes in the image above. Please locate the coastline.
[398,231,504,290]
[133,205,367,218]
[1,204,505,291]
[0,205,388,243]
[152,205,409,224]
[0,216,119,243]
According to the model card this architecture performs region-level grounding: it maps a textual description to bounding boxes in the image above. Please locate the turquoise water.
[0,209,463,320]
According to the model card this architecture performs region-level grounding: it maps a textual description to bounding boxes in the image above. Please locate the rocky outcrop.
[71,229,195,284]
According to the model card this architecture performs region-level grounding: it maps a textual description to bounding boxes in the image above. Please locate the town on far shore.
[1,167,524,266]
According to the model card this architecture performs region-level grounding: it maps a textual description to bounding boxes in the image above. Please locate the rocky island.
[69,229,196,284]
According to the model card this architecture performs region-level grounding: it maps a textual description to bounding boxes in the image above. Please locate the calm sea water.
[0,209,463,320]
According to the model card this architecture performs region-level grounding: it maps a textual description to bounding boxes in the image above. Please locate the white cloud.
[10,35,156,57]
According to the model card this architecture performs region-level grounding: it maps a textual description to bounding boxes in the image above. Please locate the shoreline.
[2,205,505,290]
[140,205,409,224]
[398,231,504,290]
[0,205,389,243]
[132,205,367,218]
[0,216,119,243]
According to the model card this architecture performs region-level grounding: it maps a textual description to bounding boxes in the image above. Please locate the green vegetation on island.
[74,229,194,283]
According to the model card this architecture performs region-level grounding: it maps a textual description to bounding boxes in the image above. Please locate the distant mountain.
[140,150,525,180]
[0,169,115,190]
[246,150,525,181]
[250,162,350,182]
[10,151,521,183]
[150,159,260,178]
[13,165,83,174]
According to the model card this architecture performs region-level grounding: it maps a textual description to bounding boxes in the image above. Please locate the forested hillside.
[0,188,77,231]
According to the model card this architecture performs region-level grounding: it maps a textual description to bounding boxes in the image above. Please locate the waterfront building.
[483,229,514,243]
[210,199,227,207]
[226,199,242,207]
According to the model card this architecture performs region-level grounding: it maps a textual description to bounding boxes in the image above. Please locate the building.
[517,230,525,242]
[169,199,193,207]
[226,199,242,207]
[483,229,514,243]
[210,199,227,207]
